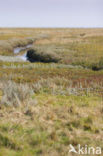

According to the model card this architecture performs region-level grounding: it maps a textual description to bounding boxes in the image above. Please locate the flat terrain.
[0,28,103,156]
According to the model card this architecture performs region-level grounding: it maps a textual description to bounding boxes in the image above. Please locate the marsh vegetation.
[0,28,103,155]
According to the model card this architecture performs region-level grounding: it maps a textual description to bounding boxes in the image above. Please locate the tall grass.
[0,81,34,107]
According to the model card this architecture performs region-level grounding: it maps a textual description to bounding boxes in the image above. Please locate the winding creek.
[14,44,33,61]
[0,43,33,62]
[14,44,32,54]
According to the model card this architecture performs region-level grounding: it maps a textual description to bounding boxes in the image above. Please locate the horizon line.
[0,26,103,29]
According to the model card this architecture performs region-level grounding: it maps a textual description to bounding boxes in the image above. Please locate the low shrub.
[26,47,60,63]
[91,57,103,71]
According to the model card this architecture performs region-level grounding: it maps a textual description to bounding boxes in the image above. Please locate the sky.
[0,0,102,28]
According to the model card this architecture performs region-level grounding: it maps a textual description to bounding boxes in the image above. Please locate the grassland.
[0,28,103,156]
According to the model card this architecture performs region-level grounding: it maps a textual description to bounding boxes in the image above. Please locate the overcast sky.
[0,0,102,27]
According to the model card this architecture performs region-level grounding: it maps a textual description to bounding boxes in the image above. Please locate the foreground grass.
[0,92,103,156]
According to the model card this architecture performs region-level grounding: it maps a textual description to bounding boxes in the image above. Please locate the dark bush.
[92,58,103,71]
[92,65,101,71]
[26,48,60,63]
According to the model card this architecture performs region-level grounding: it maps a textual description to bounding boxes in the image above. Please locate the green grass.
[0,93,103,155]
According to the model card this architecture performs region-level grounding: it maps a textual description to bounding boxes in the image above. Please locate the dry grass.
[0,81,35,107]
[0,38,35,56]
